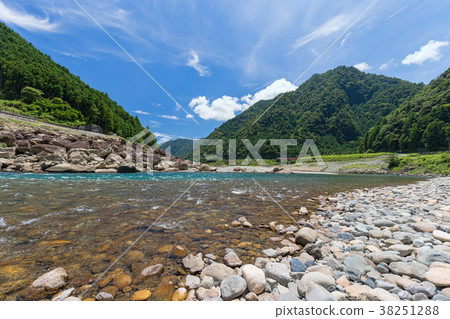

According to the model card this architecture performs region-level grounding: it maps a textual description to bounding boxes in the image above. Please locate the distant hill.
[0,22,149,139]
[362,67,450,152]
[160,138,194,158]
[206,66,423,157]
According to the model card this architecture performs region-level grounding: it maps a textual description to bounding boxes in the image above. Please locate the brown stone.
[152,283,175,301]
[125,250,145,264]
[172,288,187,301]
[113,274,132,290]
[173,245,188,257]
[424,267,450,287]
[131,290,152,301]
[101,285,119,297]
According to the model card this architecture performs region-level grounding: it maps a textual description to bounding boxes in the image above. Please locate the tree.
[21,86,43,103]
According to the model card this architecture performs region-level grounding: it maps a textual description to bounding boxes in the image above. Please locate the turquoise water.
[0,172,424,300]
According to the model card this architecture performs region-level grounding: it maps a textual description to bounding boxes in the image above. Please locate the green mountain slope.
[160,138,194,159]
[362,67,450,152]
[207,66,423,158]
[0,22,146,138]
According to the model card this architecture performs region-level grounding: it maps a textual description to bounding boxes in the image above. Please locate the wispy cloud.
[134,110,151,115]
[0,1,58,32]
[186,50,211,77]
[158,115,179,120]
[379,58,395,70]
[288,14,351,54]
[354,62,371,71]
[189,78,297,121]
[402,40,449,65]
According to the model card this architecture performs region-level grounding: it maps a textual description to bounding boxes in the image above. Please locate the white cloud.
[0,1,58,32]
[189,78,297,121]
[379,58,395,70]
[186,114,195,119]
[158,115,179,120]
[134,110,151,115]
[289,14,350,54]
[186,50,211,77]
[402,40,449,65]
[354,62,371,72]
[153,132,173,144]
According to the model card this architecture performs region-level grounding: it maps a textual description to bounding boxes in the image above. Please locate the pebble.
[131,290,152,301]
[182,254,205,273]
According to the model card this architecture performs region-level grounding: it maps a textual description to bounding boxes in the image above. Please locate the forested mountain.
[160,138,194,158]
[0,22,145,138]
[362,68,450,152]
[206,66,423,158]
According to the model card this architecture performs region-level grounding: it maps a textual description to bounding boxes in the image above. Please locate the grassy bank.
[387,152,450,175]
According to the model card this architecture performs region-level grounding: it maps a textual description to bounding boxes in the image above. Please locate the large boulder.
[220,275,247,300]
[32,267,68,291]
[241,264,266,294]
[264,262,291,286]
[295,228,318,246]
[182,254,205,274]
[200,263,234,285]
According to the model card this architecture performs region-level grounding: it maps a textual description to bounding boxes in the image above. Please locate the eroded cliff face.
[0,120,211,173]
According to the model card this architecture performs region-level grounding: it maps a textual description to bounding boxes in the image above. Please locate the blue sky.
[0,0,449,143]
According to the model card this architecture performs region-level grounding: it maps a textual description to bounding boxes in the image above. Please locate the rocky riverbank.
[0,118,213,173]
[169,177,450,301]
[14,177,449,301]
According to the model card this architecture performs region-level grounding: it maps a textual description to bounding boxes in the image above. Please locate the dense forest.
[160,138,194,158]
[0,22,146,138]
[362,67,450,152]
[206,66,423,158]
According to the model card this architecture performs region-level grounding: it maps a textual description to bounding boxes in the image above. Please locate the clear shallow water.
[0,172,424,300]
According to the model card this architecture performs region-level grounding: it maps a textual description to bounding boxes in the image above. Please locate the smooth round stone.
[369,251,403,264]
[432,230,450,242]
[241,264,266,294]
[262,249,277,258]
[131,290,151,301]
[224,252,242,267]
[376,264,389,274]
[220,275,247,301]
[412,223,436,233]
[113,274,132,289]
[264,262,291,286]
[200,276,214,289]
[182,254,205,273]
[172,288,187,301]
[389,262,428,280]
[185,274,201,289]
[295,228,318,246]
[389,244,414,257]
[441,287,450,298]
[374,219,395,227]
[298,272,336,296]
[411,293,429,301]
[32,267,68,290]
[304,261,316,268]
[200,263,234,284]
[424,267,450,287]
[364,278,376,289]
